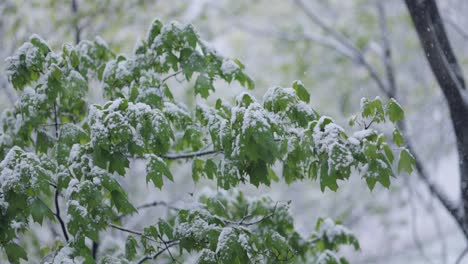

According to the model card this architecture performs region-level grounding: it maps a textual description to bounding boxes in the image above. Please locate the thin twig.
[161,149,222,160]
[158,234,180,264]
[71,0,81,44]
[108,223,160,243]
[242,203,277,226]
[136,200,180,211]
[160,70,183,86]
[116,200,179,220]
[293,0,390,97]
[406,177,435,264]
[376,0,397,97]
[136,241,179,264]
[54,189,69,242]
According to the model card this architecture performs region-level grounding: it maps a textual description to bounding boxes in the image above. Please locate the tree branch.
[293,0,391,98]
[376,1,397,97]
[159,70,183,87]
[71,0,81,44]
[54,189,69,242]
[405,140,463,229]
[136,241,179,264]
[161,149,222,160]
[116,200,179,220]
[405,0,468,238]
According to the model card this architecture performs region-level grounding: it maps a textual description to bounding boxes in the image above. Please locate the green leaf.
[392,128,404,147]
[147,19,163,45]
[36,129,53,154]
[205,159,217,180]
[146,155,173,189]
[192,158,205,183]
[70,50,80,68]
[125,236,138,260]
[267,167,280,182]
[31,198,55,224]
[158,220,174,240]
[292,80,310,103]
[144,225,159,240]
[108,152,129,175]
[194,74,214,98]
[361,97,385,122]
[387,98,404,123]
[111,190,137,215]
[4,242,28,264]
[398,148,416,174]
[383,143,394,163]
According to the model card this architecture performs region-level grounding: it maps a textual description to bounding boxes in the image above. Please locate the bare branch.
[293,0,391,98]
[136,241,179,264]
[405,139,463,229]
[54,189,69,242]
[159,70,183,88]
[71,0,81,44]
[376,0,397,97]
[161,149,222,160]
[235,23,354,58]
[373,0,464,242]
[117,200,180,220]
[242,203,277,226]
[158,234,180,264]
[108,223,160,243]
[136,200,180,211]
[223,202,278,227]
[406,177,436,264]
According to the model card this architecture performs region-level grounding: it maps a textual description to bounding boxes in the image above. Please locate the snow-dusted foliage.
[0,19,415,263]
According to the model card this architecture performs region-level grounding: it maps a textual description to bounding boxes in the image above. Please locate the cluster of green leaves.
[122,191,359,264]
[102,20,253,101]
[348,97,416,189]
[0,19,414,263]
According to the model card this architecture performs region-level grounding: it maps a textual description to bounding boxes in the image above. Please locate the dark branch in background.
[71,0,81,44]
[287,0,465,249]
[54,189,69,242]
[376,0,463,235]
[405,0,468,239]
[290,0,461,239]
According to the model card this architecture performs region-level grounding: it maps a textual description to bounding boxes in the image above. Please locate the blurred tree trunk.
[405,0,468,239]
